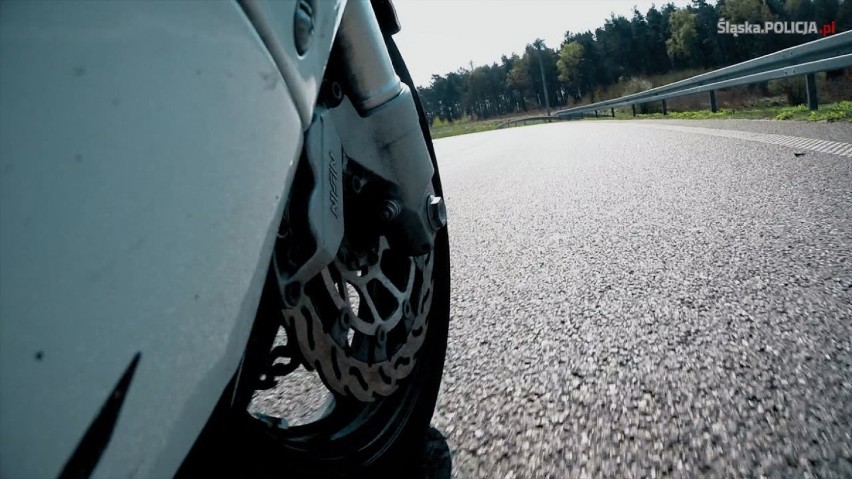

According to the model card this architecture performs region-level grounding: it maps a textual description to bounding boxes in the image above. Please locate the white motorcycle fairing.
[0,1,344,477]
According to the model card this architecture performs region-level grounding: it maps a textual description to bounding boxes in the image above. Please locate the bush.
[810,100,852,122]
[431,116,450,128]
[619,77,653,96]
[774,105,807,120]
[768,77,807,106]
[614,78,657,114]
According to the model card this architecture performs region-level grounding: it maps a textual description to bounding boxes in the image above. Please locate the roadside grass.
[601,100,852,122]
[429,118,504,139]
[428,111,552,139]
[429,101,852,139]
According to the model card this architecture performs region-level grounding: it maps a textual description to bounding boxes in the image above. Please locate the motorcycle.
[0,0,450,477]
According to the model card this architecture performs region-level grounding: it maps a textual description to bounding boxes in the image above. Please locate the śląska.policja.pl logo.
[718,19,838,38]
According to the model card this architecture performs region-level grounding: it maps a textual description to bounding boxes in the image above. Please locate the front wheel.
[228,35,450,477]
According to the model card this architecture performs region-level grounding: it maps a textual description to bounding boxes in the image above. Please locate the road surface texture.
[430,120,852,478]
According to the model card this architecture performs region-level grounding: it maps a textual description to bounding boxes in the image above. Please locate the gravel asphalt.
[430,120,852,478]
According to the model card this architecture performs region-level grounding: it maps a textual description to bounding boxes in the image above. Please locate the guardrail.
[500,31,852,127]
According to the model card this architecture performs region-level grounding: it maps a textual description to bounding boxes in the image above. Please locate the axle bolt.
[427,195,447,231]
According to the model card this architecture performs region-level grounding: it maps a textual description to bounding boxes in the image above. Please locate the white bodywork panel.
[0,1,337,477]
[249,0,347,127]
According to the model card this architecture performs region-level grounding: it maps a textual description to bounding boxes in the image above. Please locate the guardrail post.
[661,99,668,115]
[805,73,818,111]
[632,104,636,117]
[610,108,615,118]
[709,91,718,113]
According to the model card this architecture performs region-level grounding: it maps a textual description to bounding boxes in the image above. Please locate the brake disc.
[283,237,434,402]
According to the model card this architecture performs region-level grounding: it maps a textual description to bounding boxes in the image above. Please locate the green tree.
[561,31,604,101]
[722,0,776,59]
[721,0,775,21]
[425,72,464,121]
[839,0,852,32]
[507,54,533,111]
[526,39,561,109]
[557,42,584,83]
[499,54,523,113]
[645,5,673,74]
[784,0,816,22]
[692,0,722,67]
[630,8,653,75]
[813,0,841,27]
[666,9,699,66]
[595,14,635,84]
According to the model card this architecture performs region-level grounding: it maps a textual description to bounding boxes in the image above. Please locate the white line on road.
[634,124,852,158]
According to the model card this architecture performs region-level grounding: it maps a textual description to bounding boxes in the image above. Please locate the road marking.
[636,124,852,158]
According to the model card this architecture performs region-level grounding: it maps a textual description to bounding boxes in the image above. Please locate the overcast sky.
[393,0,693,88]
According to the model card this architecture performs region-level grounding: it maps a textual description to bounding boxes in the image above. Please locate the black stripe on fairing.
[58,352,141,479]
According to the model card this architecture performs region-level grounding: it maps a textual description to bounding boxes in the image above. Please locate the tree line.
[418,0,852,122]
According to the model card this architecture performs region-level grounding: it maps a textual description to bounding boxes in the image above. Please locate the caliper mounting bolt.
[283,282,302,308]
[319,80,343,108]
[379,199,401,222]
[339,308,352,329]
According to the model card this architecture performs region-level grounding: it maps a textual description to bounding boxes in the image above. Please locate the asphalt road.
[430,120,852,478]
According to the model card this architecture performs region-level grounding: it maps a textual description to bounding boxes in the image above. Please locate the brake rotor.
[283,237,434,402]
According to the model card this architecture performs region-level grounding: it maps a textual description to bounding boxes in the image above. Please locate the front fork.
[274,0,446,308]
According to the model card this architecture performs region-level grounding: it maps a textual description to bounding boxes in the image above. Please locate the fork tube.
[335,0,402,113]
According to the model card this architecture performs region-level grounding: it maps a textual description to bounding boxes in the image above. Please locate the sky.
[393,0,693,88]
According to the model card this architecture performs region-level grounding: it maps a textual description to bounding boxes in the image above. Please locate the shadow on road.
[413,426,453,479]
[373,426,452,479]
